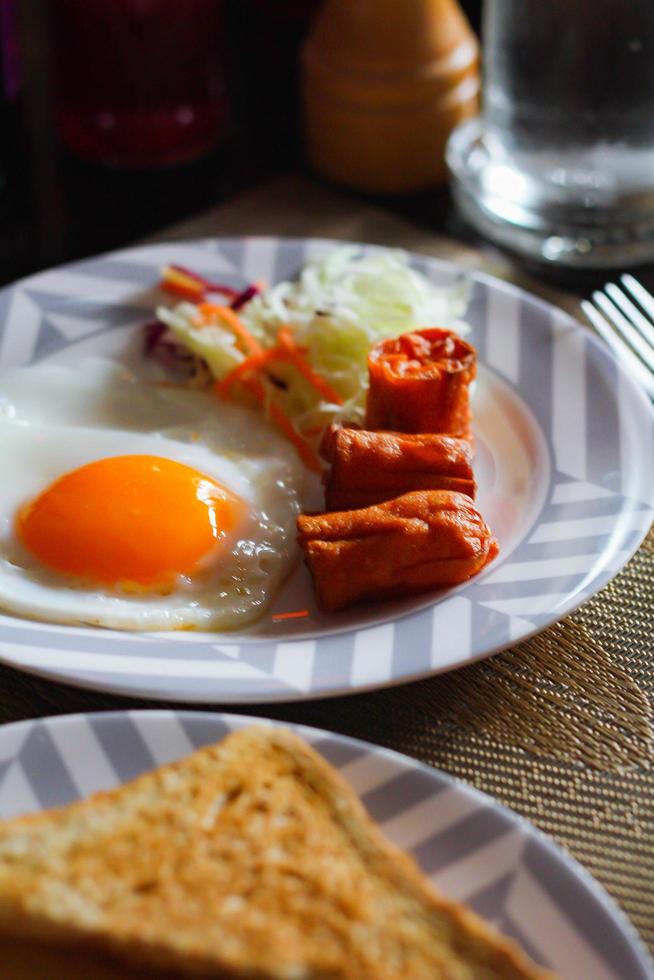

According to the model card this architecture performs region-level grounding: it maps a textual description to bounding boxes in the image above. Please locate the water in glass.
[447,0,654,267]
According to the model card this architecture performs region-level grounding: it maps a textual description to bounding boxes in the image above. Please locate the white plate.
[0,710,650,979]
[0,237,652,702]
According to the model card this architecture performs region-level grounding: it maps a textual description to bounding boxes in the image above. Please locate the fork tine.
[621,274,654,322]
[591,290,654,372]
[581,300,654,398]
[605,282,654,351]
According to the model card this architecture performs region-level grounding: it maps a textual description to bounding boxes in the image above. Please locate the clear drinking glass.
[447,0,654,268]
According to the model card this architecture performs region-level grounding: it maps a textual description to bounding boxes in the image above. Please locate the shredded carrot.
[160,266,206,301]
[272,609,309,621]
[242,376,322,473]
[242,374,265,400]
[168,264,239,300]
[276,326,343,405]
[207,321,338,472]
[161,280,205,301]
[268,402,322,473]
[193,303,263,357]
[214,348,279,399]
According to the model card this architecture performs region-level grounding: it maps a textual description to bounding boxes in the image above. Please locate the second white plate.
[0,710,650,980]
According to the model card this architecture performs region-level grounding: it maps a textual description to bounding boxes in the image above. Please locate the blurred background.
[0,0,483,289]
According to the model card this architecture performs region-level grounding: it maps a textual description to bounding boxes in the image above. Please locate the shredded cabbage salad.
[156,247,470,437]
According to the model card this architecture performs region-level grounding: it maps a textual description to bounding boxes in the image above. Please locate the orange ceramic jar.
[302,0,479,194]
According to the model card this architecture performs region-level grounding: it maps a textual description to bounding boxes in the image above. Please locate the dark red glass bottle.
[49,0,228,168]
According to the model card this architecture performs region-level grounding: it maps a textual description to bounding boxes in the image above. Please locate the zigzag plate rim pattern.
[0,237,652,703]
[0,709,650,979]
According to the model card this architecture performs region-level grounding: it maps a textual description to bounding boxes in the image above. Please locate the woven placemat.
[0,175,652,954]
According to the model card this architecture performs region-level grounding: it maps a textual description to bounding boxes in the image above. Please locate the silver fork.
[581,275,654,399]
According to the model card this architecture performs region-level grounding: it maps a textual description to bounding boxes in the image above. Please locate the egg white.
[0,360,307,631]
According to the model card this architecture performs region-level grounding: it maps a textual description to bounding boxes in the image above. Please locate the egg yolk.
[17,455,246,589]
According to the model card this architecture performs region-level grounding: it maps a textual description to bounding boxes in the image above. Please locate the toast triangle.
[0,725,556,979]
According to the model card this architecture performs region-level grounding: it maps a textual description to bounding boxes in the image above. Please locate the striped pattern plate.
[0,237,652,703]
[0,710,650,979]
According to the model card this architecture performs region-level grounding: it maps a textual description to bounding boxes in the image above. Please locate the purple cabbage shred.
[231,283,261,311]
[142,320,196,375]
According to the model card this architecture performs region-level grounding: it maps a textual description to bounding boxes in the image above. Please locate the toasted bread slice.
[0,726,555,979]
[0,934,165,979]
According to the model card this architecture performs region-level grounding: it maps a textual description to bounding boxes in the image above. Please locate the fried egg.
[0,359,306,631]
